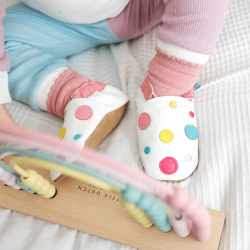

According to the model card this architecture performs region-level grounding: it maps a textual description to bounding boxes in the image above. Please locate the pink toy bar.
[0,165,20,189]
[0,124,211,242]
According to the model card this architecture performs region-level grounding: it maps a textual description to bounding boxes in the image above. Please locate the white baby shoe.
[51,84,129,181]
[136,88,198,182]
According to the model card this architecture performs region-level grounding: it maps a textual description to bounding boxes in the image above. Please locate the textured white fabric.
[85,85,129,113]
[22,0,130,24]
[0,71,11,104]
[36,67,69,111]
[136,89,198,181]
[1,0,250,249]
[157,39,210,64]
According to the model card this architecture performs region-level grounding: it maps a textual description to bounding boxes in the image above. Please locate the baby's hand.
[0,104,21,137]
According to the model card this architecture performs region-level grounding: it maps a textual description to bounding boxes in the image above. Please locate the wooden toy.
[0,124,225,250]
[14,166,57,199]
[0,156,225,250]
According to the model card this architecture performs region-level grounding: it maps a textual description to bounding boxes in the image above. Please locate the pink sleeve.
[0,1,10,72]
[157,0,229,55]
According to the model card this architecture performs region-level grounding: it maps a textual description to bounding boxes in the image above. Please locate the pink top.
[107,0,228,55]
[0,0,228,106]
[0,1,10,72]
[0,0,228,75]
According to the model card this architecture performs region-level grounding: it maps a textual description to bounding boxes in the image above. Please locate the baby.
[0,0,228,181]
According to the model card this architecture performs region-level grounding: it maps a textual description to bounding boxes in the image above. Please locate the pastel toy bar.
[0,161,20,189]
[3,150,171,232]
[13,164,57,199]
[0,124,211,242]
[11,156,156,229]
[0,160,36,193]
[119,197,154,228]
[121,185,172,232]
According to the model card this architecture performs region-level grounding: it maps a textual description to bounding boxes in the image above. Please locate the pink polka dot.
[138,113,151,130]
[185,154,192,162]
[0,180,4,185]
[75,105,93,120]
[159,157,178,175]
[189,111,195,118]
[57,154,66,161]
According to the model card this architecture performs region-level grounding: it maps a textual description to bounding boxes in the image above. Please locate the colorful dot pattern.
[185,154,192,162]
[138,100,198,176]
[189,111,194,118]
[159,157,178,175]
[60,105,94,142]
[169,101,177,109]
[144,146,151,154]
[159,130,174,143]
[138,113,151,130]
[57,154,66,161]
[185,125,198,140]
[59,127,66,140]
[75,105,93,120]
[74,134,82,140]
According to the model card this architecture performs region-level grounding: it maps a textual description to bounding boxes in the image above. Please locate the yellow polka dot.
[159,130,174,143]
[59,127,66,140]
[169,101,177,109]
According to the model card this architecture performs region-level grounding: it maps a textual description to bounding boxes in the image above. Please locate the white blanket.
[1,0,250,249]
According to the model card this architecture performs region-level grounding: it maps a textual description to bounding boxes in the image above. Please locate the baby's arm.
[0,1,20,133]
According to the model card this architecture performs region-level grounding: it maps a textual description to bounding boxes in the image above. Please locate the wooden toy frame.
[0,156,225,250]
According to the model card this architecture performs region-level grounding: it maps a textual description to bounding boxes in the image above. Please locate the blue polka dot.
[185,125,198,140]
[74,134,82,140]
[144,146,151,154]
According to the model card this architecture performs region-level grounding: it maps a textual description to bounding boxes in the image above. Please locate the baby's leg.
[108,0,228,98]
[148,0,229,98]
[109,0,229,181]
[141,0,228,181]
[4,3,129,176]
[4,3,126,111]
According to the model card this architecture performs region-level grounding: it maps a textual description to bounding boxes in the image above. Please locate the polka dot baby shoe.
[136,88,198,182]
[51,84,129,181]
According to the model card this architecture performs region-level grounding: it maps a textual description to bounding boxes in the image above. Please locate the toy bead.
[169,212,190,238]
[17,178,36,194]
[20,169,57,199]
[120,197,153,228]
[0,167,20,190]
[122,185,172,232]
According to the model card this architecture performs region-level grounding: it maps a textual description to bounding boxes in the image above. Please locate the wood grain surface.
[0,156,225,250]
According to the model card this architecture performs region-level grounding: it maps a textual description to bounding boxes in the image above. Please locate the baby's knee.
[107,0,164,40]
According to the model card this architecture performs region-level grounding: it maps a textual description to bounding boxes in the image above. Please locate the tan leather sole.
[55,103,128,183]
[85,103,128,149]
[162,173,193,183]
[162,165,198,183]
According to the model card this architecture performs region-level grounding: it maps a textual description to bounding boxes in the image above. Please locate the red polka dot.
[138,113,151,130]
[75,105,93,120]
[159,157,178,175]
[189,111,195,118]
